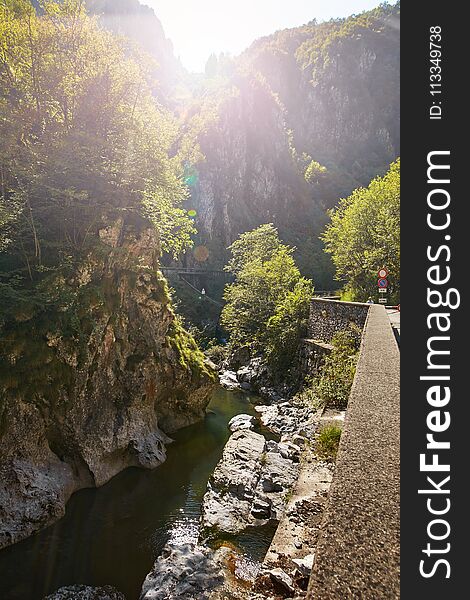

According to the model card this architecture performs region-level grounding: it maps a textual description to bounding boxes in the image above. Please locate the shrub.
[313,328,359,409]
[205,344,228,368]
[316,425,342,461]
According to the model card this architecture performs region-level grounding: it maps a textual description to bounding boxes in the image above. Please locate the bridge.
[160,267,229,277]
[160,266,339,298]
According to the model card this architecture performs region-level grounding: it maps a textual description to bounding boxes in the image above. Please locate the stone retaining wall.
[308,298,370,343]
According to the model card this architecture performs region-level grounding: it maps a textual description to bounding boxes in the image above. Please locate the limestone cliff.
[0,215,216,549]
[179,4,399,286]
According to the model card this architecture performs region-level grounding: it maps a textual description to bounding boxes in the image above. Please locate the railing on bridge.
[160,267,228,276]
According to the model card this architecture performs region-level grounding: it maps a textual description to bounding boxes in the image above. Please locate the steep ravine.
[0,388,266,600]
[0,215,216,550]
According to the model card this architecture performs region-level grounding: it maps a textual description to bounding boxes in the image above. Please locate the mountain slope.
[179,3,400,287]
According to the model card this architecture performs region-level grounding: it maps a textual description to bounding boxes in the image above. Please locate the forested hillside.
[173,3,400,287]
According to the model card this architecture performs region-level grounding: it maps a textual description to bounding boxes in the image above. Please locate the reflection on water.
[0,388,270,600]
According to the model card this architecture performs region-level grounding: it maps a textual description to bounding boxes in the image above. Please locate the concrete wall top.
[307,304,400,599]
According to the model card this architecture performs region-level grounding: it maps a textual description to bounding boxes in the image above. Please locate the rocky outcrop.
[255,401,316,438]
[0,215,216,550]
[140,542,224,600]
[201,430,298,534]
[45,585,126,600]
[180,5,399,286]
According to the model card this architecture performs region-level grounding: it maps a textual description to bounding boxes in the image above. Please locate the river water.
[0,387,275,600]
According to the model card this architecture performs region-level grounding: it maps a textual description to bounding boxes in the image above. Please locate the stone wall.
[298,339,333,379]
[308,298,370,343]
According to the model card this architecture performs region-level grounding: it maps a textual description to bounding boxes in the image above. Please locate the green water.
[0,388,273,600]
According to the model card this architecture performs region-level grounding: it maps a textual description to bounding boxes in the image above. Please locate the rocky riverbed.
[29,369,327,600]
[139,365,324,600]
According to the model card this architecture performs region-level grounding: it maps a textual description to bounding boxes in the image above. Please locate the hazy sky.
[145,0,382,72]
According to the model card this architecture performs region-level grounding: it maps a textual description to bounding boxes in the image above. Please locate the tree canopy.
[322,158,400,302]
[0,0,195,320]
[221,224,314,376]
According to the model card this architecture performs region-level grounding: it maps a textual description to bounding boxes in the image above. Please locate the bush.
[316,425,342,461]
[205,344,228,368]
[265,278,314,376]
[314,328,359,409]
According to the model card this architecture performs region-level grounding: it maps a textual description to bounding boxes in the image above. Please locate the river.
[0,387,275,600]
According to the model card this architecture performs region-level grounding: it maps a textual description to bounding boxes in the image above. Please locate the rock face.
[45,585,126,600]
[182,5,399,284]
[140,542,224,600]
[201,430,298,534]
[0,216,216,550]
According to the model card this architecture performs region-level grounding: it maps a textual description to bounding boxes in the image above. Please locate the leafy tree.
[322,159,400,302]
[221,224,314,376]
[0,0,194,319]
[265,277,314,374]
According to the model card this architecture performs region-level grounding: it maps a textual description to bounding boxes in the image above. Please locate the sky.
[145,0,382,72]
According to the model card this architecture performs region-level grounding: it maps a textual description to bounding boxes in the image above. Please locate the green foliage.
[304,160,327,184]
[265,278,314,374]
[166,315,216,381]
[204,343,228,368]
[221,224,314,377]
[316,425,342,461]
[0,0,194,321]
[322,159,400,302]
[313,328,359,409]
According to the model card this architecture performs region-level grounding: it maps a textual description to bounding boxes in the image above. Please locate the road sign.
[379,288,387,293]
[378,267,389,278]
[378,298,387,304]
[378,278,388,288]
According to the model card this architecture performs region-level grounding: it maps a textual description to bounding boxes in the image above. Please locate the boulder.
[228,414,256,432]
[45,586,125,600]
[201,430,298,534]
[140,542,223,600]
[266,568,296,595]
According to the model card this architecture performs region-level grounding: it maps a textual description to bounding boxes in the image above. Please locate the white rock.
[219,370,240,389]
[228,414,256,432]
[267,568,295,594]
[292,553,315,574]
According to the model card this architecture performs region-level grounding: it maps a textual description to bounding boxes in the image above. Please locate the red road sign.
[378,278,388,288]
[378,267,389,278]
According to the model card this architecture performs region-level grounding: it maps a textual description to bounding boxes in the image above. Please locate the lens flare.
[193,245,209,262]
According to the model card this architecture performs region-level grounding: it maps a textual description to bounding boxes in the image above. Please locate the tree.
[322,159,400,302]
[0,0,195,319]
[221,224,314,376]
